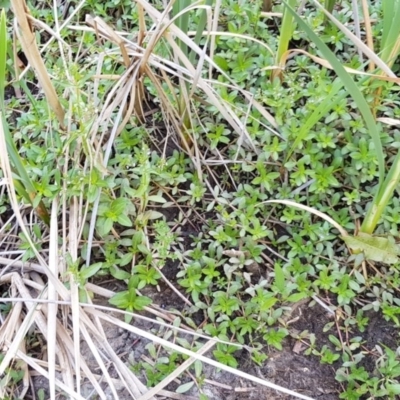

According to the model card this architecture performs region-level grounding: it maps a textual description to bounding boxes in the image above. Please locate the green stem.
[275,0,297,66]
[361,152,400,234]
[324,0,336,15]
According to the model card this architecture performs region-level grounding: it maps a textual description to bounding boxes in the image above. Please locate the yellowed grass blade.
[11,0,65,126]
[361,0,374,71]
[91,16,130,67]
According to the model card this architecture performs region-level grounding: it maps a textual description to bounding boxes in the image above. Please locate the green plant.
[0,10,50,224]
[272,0,297,81]
[0,355,24,398]
[280,0,400,253]
[324,0,337,16]
[109,275,152,322]
[5,1,400,399]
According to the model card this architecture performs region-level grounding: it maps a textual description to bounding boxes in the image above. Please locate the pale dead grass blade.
[78,321,119,399]
[0,300,27,399]
[377,117,400,126]
[0,275,71,392]
[14,315,29,399]
[92,16,130,67]
[138,340,216,400]
[68,198,82,396]
[262,199,348,237]
[48,198,59,400]
[86,308,315,400]
[0,294,243,349]
[81,313,149,399]
[25,14,69,47]
[0,273,110,397]
[11,0,65,126]
[0,277,42,378]
[137,3,145,46]
[208,0,220,80]
[18,0,87,81]
[51,318,105,397]
[260,12,283,17]
[14,351,87,400]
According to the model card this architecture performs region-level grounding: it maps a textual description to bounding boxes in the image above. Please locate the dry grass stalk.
[138,340,216,400]
[11,0,65,127]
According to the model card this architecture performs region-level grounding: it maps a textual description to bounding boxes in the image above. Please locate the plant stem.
[361,152,400,234]
[273,0,296,80]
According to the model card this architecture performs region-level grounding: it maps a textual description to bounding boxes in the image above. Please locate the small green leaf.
[110,265,130,280]
[274,263,285,292]
[37,388,45,400]
[348,280,361,292]
[111,197,130,215]
[133,295,152,310]
[80,262,103,280]
[328,334,341,348]
[119,253,133,266]
[176,381,195,394]
[387,384,400,395]
[213,55,228,71]
[194,360,202,378]
[148,195,166,203]
[286,292,308,302]
[117,213,133,227]
[342,233,400,265]
[109,291,130,308]
[99,218,113,236]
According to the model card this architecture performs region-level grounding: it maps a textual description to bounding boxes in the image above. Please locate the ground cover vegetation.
[1,0,400,398]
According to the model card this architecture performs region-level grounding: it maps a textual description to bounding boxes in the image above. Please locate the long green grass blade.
[172,0,191,56]
[380,0,400,67]
[190,0,212,64]
[382,0,395,48]
[361,152,400,233]
[0,9,6,110]
[276,0,297,68]
[324,0,336,14]
[283,1,385,185]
